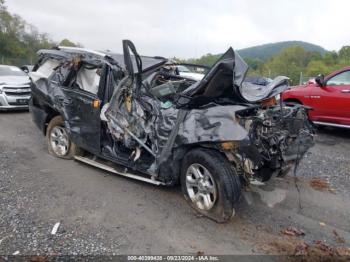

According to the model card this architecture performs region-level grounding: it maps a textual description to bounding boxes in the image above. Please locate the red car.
[282,66,350,128]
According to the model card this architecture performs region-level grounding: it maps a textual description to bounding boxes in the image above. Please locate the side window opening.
[64,63,102,95]
[75,66,101,95]
[327,71,350,86]
[30,58,61,82]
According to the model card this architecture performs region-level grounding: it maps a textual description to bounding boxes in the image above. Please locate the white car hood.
[179,72,205,81]
[0,75,30,86]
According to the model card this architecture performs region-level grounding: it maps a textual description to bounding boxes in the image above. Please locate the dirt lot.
[0,111,350,256]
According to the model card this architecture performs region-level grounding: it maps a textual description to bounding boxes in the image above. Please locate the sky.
[6,0,350,58]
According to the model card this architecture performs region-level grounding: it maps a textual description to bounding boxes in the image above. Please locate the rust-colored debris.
[294,241,309,255]
[281,226,305,237]
[309,178,331,191]
[261,238,350,259]
[333,230,346,244]
[336,247,350,256]
[264,240,297,254]
[314,240,334,255]
[30,256,49,262]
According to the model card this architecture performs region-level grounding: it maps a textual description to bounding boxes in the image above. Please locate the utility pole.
[266,66,271,78]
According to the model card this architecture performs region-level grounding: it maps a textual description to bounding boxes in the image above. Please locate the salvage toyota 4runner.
[29,40,314,222]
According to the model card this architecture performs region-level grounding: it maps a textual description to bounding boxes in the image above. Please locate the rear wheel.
[181,148,241,223]
[46,116,81,159]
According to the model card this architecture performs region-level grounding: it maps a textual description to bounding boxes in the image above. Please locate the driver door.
[309,70,350,124]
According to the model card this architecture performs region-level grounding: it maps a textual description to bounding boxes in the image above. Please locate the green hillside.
[186,41,329,66]
[184,42,350,85]
[238,41,328,60]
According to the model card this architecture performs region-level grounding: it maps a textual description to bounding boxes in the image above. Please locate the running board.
[313,121,350,129]
[74,156,164,186]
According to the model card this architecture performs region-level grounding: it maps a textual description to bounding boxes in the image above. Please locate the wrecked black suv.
[29,40,314,222]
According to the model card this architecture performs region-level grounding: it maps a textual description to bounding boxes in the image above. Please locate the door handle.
[341,89,350,93]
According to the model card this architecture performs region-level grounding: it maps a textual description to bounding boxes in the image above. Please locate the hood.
[183,48,289,103]
[0,75,31,86]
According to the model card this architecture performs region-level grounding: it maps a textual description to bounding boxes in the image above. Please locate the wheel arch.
[43,107,61,135]
[161,143,232,186]
[283,98,303,105]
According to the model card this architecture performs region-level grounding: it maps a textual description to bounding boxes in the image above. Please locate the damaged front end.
[226,103,314,185]
[102,40,314,187]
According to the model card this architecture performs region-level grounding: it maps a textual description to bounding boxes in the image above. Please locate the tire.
[181,148,241,223]
[46,116,81,159]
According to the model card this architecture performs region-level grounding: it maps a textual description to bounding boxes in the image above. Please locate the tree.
[0,0,5,10]
[338,46,350,60]
[187,53,220,66]
[323,51,338,66]
[59,38,80,47]
[0,1,58,65]
[262,46,309,84]
[245,57,263,71]
[305,60,329,76]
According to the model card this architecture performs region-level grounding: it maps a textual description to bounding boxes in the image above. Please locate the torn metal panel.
[182,47,289,105]
[177,105,249,144]
[240,76,289,103]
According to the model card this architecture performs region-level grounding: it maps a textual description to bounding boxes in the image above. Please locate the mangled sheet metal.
[102,41,314,184]
[30,41,314,186]
[183,47,290,103]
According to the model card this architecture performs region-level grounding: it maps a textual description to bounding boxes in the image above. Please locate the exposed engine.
[236,104,314,182]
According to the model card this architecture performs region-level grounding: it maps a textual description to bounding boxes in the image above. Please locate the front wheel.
[181,148,241,223]
[46,116,81,159]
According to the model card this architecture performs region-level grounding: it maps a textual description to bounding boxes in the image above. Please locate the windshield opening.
[177,65,191,73]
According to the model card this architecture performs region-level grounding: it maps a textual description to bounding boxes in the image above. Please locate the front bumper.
[0,85,31,110]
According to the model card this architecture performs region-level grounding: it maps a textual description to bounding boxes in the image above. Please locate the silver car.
[0,65,31,110]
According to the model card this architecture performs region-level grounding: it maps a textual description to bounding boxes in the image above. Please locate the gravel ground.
[298,127,350,198]
[0,111,350,256]
[0,142,122,255]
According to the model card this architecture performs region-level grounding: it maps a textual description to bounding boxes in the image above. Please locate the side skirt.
[74,155,165,186]
[313,121,350,129]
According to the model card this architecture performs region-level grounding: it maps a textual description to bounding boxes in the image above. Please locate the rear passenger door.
[59,65,103,154]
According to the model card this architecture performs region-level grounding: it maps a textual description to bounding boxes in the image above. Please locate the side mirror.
[315,74,325,87]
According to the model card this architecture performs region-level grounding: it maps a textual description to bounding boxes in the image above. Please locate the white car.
[177,65,205,81]
[0,65,31,110]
